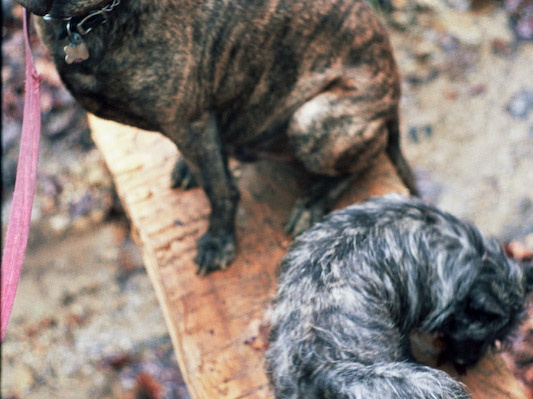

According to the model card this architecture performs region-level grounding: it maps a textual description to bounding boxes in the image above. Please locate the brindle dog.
[17,0,417,274]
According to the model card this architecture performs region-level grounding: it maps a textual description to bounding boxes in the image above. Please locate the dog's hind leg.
[284,173,353,236]
[285,73,413,234]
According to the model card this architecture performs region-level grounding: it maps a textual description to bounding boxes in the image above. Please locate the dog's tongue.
[15,0,53,16]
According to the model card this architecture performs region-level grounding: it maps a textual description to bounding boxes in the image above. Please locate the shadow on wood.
[89,115,527,399]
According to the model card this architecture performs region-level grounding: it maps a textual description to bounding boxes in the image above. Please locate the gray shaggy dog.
[266,194,530,399]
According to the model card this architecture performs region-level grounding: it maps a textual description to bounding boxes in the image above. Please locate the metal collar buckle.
[46,0,121,64]
[69,0,121,36]
[44,0,121,37]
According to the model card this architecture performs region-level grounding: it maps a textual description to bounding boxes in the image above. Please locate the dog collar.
[44,0,121,64]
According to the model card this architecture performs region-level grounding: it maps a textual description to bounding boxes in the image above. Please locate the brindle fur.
[19,0,417,274]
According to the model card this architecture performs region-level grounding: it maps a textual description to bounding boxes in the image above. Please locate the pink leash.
[1,10,41,342]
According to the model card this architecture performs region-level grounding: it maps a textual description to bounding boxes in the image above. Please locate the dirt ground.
[2,1,532,398]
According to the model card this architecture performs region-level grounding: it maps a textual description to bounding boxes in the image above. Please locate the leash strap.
[1,10,41,342]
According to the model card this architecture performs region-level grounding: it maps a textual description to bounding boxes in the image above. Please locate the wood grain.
[89,115,526,399]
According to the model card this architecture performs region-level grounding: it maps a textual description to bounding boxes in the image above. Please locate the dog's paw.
[171,158,198,189]
[285,199,326,237]
[195,233,236,275]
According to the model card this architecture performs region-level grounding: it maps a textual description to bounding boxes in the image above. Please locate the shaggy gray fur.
[267,194,529,399]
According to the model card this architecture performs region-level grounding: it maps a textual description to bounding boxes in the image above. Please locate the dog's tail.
[386,116,419,196]
[296,361,469,399]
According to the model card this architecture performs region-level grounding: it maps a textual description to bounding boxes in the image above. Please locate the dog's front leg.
[164,113,239,275]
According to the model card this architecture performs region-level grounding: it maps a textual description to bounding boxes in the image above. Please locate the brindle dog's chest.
[60,64,167,132]
[37,12,196,132]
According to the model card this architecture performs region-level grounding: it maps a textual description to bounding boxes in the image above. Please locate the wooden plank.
[89,115,526,399]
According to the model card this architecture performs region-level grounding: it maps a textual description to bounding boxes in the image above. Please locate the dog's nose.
[14,0,53,16]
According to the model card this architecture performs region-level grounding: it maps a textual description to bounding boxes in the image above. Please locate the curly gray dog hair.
[266,194,529,399]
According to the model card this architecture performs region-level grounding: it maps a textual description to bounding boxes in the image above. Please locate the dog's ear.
[467,290,507,319]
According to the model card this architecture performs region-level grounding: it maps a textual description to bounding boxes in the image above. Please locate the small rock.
[39,195,56,213]
[444,0,471,12]
[515,12,533,40]
[89,208,108,224]
[49,214,71,234]
[70,192,94,218]
[389,9,417,29]
[414,168,444,204]
[11,365,35,396]
[438,9,483,45]
[102,352,136,371]
[404,68,439,85]
[440,37,480,78]
[387,0,417,29]
[467,83,486,97]
[71,215,92,231]
[506,0,524,13]
[135,372,165,399]
[408,126,419,143]
[413,40,439,62]
[39,90,55,115]
[1,119,21,148]
[507,89,533,119]
[491,38,514,56]
[118,239,144,273]
[39,175,62,205]
[505,0,533,40]
[443,89,459,100]
[86,166,110,186]
[407,125,433,143]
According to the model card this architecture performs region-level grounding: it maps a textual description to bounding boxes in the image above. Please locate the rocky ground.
[2,0,532,398]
